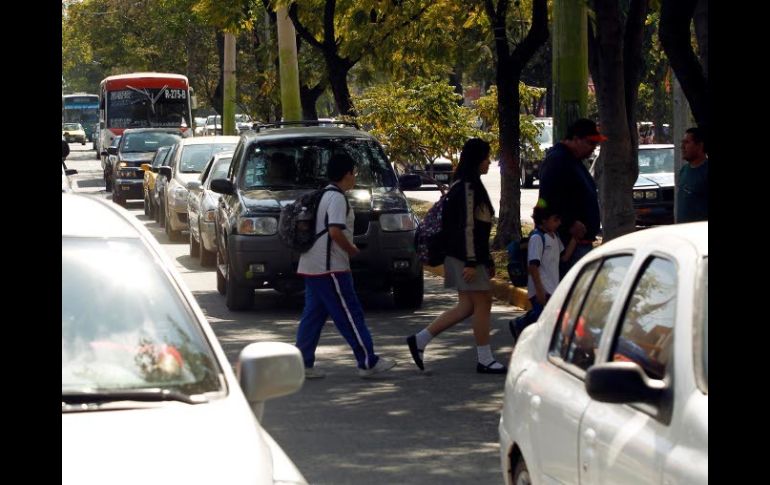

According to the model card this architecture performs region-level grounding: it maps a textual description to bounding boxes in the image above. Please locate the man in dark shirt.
[537,118,605,277]
[677,127,708,222]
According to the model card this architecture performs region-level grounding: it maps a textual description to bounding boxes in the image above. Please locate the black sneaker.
[406,335,424,370]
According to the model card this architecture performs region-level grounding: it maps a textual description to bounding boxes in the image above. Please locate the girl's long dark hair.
[452,138,493,214]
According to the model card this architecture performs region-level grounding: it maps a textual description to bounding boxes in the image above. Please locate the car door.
[578,255,679,485]
[530,255,633,484]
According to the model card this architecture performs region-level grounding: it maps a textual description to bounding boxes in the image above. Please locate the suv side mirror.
[210,178,235,195]
[585,362,665,404]
[107,146,118,156]
[159,166,172,181]
[398,174,422,190]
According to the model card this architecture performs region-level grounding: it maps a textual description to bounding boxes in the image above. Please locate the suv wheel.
[520,162,534,189]
[512,458,531,485]
[225,256,253,311]
[157,200,165,227]
[165,206,182,241]
[393,271,424,309]
[200,228,216,267]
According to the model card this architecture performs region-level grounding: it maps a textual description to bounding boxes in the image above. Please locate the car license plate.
[122,186,130,191]
[436,174,448,181]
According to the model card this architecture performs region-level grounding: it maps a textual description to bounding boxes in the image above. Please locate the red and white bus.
[98,72,195,162]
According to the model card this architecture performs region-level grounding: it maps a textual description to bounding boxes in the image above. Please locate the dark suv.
[104,128,182,206]
[210,121,424,311]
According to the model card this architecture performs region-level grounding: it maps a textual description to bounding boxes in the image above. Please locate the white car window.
[550,259,601,359]
[612,257,677,380]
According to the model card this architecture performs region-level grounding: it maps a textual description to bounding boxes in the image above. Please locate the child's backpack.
[506,229,546,287]
[278,186,348,252]
[415,193,451,267]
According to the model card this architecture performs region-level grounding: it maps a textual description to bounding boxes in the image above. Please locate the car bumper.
[228,224,421,290]
[114,179,143,199]
[167,207,189,231]
[634,203,674,226]
[200,221,217,252]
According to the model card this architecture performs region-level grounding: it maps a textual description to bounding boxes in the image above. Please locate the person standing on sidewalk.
[406,138,507,375]
[677,127,708,223]
[538,118,605,278]
[296,153,396,379]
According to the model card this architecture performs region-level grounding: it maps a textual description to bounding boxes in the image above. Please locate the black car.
[209,120,424,311]
[104,128,182,206]
[400,158,453,190]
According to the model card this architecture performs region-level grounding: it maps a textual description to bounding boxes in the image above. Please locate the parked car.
[520,117,553,188]
[235,113,253,134]
[140,145,174,218]
[160,136,239,241]
[209,120,423,311]
[153,143,180,227]
[401,157,454,190]
[106,128,182,206]
[204,115,222,136]
[62,193,307,485]
[186,151,234,266]
[62,122,87,145]
[589,144,675,226]
[193,116,207,136]
[498,222,707,485]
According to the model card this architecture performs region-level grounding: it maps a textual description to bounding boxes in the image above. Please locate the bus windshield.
[107,87,190,129]
[63,95,99,125]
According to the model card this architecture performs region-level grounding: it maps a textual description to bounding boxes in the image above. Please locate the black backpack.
[506,229,546,287]
[278,186,348,252]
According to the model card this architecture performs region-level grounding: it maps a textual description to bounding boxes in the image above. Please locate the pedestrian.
[295,152,396,379]
[508,202,580,342]
[538,118,605,278]
[406,138,507,374]
[62,138,70,170]
[677,127,708,223]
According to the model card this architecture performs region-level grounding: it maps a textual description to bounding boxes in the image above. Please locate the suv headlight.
[633,191,644,201]
[644,190,658,200]
[117,169,134,178]
[380,212,416,232]
[238,216,278,235]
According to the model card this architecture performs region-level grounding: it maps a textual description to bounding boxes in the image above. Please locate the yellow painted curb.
[424,265,531,311]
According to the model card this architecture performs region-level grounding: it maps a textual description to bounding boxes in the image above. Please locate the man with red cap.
[537,118,606,277]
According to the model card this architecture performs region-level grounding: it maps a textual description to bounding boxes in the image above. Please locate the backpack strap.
[320,186,349,271]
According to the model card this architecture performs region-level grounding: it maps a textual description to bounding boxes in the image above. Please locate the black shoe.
[477,361,507,374]
[406,335,424,370]
[508,319,520,342]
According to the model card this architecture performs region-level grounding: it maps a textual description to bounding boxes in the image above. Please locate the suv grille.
[661,187,674,202]
[354,212,370,235]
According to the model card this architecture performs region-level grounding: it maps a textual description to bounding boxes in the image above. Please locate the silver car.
[62,193,307,485]
[186,151,234,266]
[160,136,239,241]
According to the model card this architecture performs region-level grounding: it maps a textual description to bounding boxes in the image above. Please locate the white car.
[62,193,307,485]
[499,222,707,485]
[160,136,239,241]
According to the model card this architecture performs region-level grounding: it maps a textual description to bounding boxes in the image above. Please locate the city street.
[65,144,525,485]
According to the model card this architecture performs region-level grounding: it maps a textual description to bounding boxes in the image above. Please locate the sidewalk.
[424,264,532,311]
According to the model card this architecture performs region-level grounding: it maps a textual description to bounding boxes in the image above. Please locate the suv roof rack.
[252,120,360,132]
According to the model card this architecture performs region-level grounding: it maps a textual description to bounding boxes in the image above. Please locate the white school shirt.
[527,230,564,298]
[296,185,354,275]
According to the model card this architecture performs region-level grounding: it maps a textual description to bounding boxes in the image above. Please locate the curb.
[424,265,531,311]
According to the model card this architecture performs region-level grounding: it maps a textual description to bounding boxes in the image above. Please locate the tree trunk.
[592,0,638,242]
[659,0,708,137]
[327,56,354,116]
[449,68,464,106]
[493,64,522,250]
[300,82,325,120]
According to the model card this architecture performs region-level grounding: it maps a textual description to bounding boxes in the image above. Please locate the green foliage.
[474,84,544,159]
[352,78,482,168]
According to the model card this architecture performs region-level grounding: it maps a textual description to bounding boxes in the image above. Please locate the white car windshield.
[62,237,224,397]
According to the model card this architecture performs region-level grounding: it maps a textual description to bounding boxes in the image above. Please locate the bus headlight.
[380,213,416,232]
[238,217,278,235]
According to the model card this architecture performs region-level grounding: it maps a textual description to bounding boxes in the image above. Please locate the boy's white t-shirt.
[527,230,564,298]
[297,185,354,275]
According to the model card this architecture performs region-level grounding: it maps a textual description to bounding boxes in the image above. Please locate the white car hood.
[62,396,275,485]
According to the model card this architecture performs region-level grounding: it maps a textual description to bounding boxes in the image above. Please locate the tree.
[588,0,649,241]
[287,0,431,116]
[353,78,481,175]
[474,84,544,162]
[482,0,548,249]
[659,0,708,141]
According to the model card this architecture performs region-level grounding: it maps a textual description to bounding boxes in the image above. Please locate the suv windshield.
[638,147,674,174]
[121,132,181,153]
[535,121,553,145]
[62,238,223,396]
[180,143,237,173]
[241,138,397,189]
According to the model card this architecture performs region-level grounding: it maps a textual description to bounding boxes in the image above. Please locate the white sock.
[477,345,503,368]
[415,329,433,350]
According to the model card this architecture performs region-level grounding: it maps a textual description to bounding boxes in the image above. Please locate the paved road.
[65,143,525,485]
